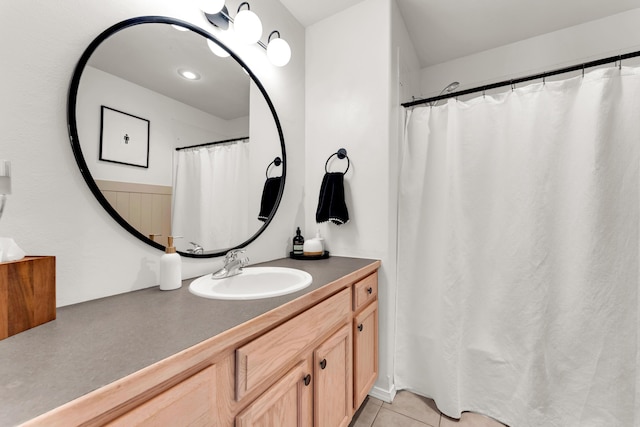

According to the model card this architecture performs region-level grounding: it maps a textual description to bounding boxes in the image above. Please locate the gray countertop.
[0,256,379,426]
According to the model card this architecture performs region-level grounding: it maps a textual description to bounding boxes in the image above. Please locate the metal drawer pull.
[357,324,363,332]
[320,359,327,370]
[367,287,373,294]
[304,374,311,386]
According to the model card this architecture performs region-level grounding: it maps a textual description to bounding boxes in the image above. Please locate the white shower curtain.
[396,67,640,427]
[172,141,250,251]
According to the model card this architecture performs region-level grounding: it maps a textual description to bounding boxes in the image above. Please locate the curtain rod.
[175,136,249,151]
[402,49,640,108]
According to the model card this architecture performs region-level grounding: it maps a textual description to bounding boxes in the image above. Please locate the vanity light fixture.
[201,1,291,66]
[233,2,262,44]
[207,38,230,58]
[199,0,225,14]
[178,69,201,80]
[266,31,291,67]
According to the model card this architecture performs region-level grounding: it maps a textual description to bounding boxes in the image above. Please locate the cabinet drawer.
[236,288,351,400]
[353,272,377,312]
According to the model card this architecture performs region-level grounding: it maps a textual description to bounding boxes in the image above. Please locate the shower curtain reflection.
[396,67,640,427]
[172,141,250,252]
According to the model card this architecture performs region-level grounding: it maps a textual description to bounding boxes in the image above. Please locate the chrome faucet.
[186,242,204,254]
[211,249,249,279]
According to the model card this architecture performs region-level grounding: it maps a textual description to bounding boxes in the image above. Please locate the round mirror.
[68,16,286,257]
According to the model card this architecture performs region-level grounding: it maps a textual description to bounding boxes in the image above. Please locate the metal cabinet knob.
[367,287,373,294]
[304,374,311,386]
[320,359,327,370]
[357,324,363,332]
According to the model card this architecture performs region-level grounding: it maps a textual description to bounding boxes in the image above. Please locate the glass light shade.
[200,0,225,14]
[234,9,262,44]
[267,38,291,66]
[207,39,230,57]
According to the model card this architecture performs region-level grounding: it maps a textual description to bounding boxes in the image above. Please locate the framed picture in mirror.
[99,106,150,168]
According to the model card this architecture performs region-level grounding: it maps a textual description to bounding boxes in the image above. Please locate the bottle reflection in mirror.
[0,160,11,221]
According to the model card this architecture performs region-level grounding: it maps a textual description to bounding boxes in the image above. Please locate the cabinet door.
[106,364,217,427]
[353,301,378,409]
[236,361,313,427]
[314,324,352,427]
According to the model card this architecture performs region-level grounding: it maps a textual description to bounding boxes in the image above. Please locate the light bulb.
[234,9,262,44]
[200,0,225,14]
[207,39,230,58]
[178,69,201,80]
[267,37,291,66]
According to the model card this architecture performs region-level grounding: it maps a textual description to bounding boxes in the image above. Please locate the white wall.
[305,0,397,400]
[418,8,640,100]
[0,0,304,306]
[79,66,248,186]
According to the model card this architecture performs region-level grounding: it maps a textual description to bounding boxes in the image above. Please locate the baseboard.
[368,383,397,403]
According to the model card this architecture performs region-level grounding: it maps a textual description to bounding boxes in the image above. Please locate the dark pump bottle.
[293,227,304,255]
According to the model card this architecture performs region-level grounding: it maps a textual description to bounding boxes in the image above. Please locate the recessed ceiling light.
[178,69,201,80]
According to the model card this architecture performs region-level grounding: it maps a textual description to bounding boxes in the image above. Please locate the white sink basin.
[189,267,313,300]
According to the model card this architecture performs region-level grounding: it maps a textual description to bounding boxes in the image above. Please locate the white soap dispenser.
[159,236,182,291]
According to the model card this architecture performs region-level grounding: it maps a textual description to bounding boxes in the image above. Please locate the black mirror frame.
[67,16,286,258]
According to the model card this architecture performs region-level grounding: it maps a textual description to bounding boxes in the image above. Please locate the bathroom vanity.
[0,256,380,426]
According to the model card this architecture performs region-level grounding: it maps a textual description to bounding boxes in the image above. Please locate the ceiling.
[88,22,250,120]
[279,0,640,68]
[84,1,640,120]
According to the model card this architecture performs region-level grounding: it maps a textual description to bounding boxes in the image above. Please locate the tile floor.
[350,391,509,427]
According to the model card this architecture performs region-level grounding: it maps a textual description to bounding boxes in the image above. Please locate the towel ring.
[325,148,350,174]
[265,157,282,178]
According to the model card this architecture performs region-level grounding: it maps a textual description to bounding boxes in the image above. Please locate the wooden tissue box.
[0,256,56,340]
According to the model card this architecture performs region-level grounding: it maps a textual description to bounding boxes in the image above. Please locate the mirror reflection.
[70,18,285,256]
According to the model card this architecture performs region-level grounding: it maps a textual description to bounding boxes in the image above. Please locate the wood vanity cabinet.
[235,272,378,427]
[235,288,352,427]
[236,323,353,427]
[24,265,380,427]
[352,271,379,410]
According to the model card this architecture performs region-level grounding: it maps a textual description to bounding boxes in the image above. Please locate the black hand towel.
[316,172,349,225]
[258,176,282,221]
